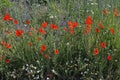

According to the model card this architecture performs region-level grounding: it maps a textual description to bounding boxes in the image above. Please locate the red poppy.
[94,48,99,55]
[44,54,50,59]
[110,28,115,34]
[68,21,78,29]
[99,22,105,29]
[85,15,93,25]
[28,32,32,36]
[40,50,44,54]
[64,27,68,31]
[41,45,47,51]
[41,22,48,28]
[1,41,7,45]
[50,24,59,30]
[30,42,33,46]
[114,8,119,13]
[5,43,12,49]
[101,42,106,48]
[84,28,91,34]
[73,22,79,27]
[3,13,12,21]
[96,28,100,33]
[39,28,47,35]
[70,29,75,34]
[14,20,19,25]
[103,9,109,14]
[6,59,10,63]
[26,20,31,24]
[6,30,11,34]
[54,49,59,55]
[87,25,92,29]
[15,29,24,37]
[114,8,119,17]
[107,55,112,61]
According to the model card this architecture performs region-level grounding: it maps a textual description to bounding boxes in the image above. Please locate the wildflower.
[101,42,106,48]
[5,43,12,49]
[30,42,33,46]
[41,45,47,51]
[70,29,75,34]
[26,20,31,24]
[40,50,44,54]
[87,25,92,29]
[114,8,119,17]
[85,15,93,25]
[6,30,11,34]
[3,13,12,21]
[41,22,48,28]
[96,28,100,33]
[54,49,59,55]
[50,24,59,30]
[28,32,32,36]
[39,28,47,35]
[44,54,50,59]
[64,27,68,31]
[1,41,7,45]
[103,9,109,14]
[15,29,24,37]
[107,55,112,61]
[110,28,115,34]
[84,28,91,34]
[14,20,19,25]
[94,48,99,55]
[99,22,105,29]
[6,59,10,63]
[68,21,78,29]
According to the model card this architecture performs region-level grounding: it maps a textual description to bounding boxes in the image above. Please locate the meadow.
[0,0,120,80]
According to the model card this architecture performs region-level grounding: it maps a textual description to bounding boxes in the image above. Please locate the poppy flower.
[50,24,59,30]
[68,21,78,29]
[1,41,7,45]
[39,28,47,35]
[30,42,33,46]
[85,15,93,25]
[99,22,105,29]
[84,28,91,34]
[96,28,100,33]
[114,8,119,16]
[15,29,24,37]
[3,13,12,21]
[40,50,44,54]
[94,48,99,55]
[110,28,115,34]
[114,8,119,13]
[14,20,19,25]
[26,20,31,24]
[6,30,11,34]
[64,27,68,31]
[101,42,106,48]
[44,54,50,59]
[103,9,109,14]
[70,29,75,34]
[6,59,10,63]
[107,55,112,61]
[5,43,12,49]
[54,49,59,55]
[41,45,47,51]
[41,22,48,28]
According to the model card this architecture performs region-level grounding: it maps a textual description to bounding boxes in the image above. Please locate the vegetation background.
[0,0,120,80]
